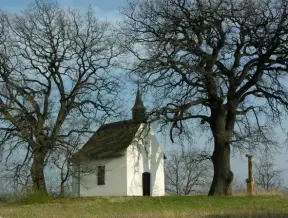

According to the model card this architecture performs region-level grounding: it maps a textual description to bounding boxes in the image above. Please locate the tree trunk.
[208,139,234,196]
[59,183,65,197]
[30,151,47,194]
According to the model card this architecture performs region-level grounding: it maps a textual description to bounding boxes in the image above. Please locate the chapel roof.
[73,119,141,161]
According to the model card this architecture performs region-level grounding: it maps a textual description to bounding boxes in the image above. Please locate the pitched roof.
[73,120,141,161]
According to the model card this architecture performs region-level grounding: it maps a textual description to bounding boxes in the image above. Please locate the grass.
[0,195,288,218]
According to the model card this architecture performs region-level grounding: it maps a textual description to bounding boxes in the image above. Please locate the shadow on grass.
[206,212,288,218]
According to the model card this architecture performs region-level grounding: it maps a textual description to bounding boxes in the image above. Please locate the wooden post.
[246,154,254,195]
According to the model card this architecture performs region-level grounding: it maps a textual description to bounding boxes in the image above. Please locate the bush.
[19,190,51,204]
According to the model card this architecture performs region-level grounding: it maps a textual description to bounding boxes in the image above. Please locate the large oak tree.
[120,0,288,195]
[0,0,122,193]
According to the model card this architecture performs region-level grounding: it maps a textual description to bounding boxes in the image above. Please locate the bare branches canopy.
[165,148,212,195]
[0,0,123,193]
[120,0,288,195]
[254,153,283,191]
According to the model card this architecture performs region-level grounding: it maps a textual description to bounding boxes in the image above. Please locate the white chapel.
[71,91,165,196]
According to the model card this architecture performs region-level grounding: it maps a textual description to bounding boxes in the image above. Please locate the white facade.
[72,124,165,197]
[72,155,128,196]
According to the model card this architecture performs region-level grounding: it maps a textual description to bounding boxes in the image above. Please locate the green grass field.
[0,195,288,218]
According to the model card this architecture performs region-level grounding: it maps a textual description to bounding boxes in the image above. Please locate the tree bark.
[208,108,235,196]
[59,183,65,197]
[30,151,47,194]
[208,138,234,196]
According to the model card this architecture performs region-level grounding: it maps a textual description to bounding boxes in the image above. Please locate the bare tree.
[254,153,283,191]
[232,177,246,194]
[0,0,123,193]
[120,0,288,195]
[165,148,212,195]
[47,125,86,197]
[47,142,75,197]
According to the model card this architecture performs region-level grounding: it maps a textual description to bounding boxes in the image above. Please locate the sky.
[1,0,126,12]
[2,0,288,189]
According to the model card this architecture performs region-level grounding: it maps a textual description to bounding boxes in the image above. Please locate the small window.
[97,165,105,185]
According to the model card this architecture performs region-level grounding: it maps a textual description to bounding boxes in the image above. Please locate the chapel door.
[142,172,151,196]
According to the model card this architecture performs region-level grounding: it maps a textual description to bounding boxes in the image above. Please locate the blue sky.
[2,0,288,190]
[2,0,125,24]
[2,0,127,11]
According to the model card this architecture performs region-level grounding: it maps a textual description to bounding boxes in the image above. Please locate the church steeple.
[132,89,147,123]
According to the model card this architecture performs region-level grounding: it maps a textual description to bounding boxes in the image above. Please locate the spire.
[132,89,147,123]
[133,89,144,109]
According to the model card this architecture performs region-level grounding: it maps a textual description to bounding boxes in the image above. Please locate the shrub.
[19,190,51,204]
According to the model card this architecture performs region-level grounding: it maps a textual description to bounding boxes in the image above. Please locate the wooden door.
[142,172,151,196]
